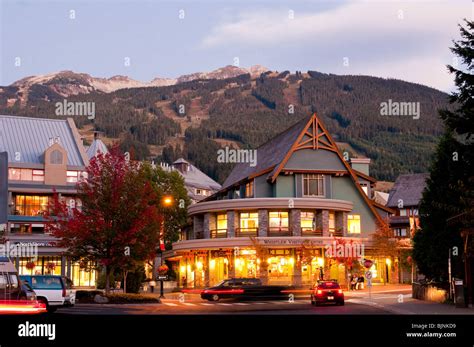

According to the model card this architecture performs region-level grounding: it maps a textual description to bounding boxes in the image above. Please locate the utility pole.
[448,249,453,300]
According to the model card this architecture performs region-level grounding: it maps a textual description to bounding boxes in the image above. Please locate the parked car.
[20,280,37,301]
[310,280,345,306]
[201,278,292,301]
[19,275,68,312]
[61,276,76,306]
[0,257,30,301]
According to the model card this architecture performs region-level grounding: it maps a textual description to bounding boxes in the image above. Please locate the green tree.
[141,162,191,248]
[413,20,473,281]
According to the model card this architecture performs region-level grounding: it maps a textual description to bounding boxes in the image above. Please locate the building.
[166,113,397,288]
[387,173,429,238]
[160,158,221,204]
[0,115,96,287]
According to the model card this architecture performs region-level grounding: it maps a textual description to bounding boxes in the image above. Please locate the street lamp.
[158,195,174,299]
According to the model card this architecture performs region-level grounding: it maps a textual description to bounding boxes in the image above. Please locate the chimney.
[350,157,371,176]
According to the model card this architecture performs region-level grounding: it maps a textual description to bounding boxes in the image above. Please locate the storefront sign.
[211,250,228,257]
[259,238,324,247]
[14,241,56,247]
[157,275,168,281]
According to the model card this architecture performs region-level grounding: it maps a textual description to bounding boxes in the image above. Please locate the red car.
[310,280,344,306]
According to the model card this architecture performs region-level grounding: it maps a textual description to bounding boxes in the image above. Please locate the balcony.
[301,228,323,237]
[268,227,292,237]
[210,229,228,239]
[235,228,258,237]
[329,229,344,237]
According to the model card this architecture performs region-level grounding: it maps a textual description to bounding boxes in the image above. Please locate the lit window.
[329,211,335,233]
[303,174,324,197]
[245,180,254,198]
[14,195,49,216]
[301,211,316,231]
[240,212,259,231]
[217,213,227,230]
[269,211,289,231]
[399,209,407,216]
[67,171,79,183]
[348,215,361,234]
[8,168,20,180]
[32,170,44,182]
[394,228,407,237]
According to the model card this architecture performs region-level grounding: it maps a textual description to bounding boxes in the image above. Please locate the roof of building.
[86,138,109,159]
[172,158,221,191]
[374,191,389,206]
[386,173,429,208]
[0,115,88,167]
[223,116,309,188]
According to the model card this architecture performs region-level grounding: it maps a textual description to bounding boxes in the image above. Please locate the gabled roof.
[223,117,309,188]
[0,115,88,167]
[387,173,429,208]
[86,138,109,159]
[219,113,388,225]
[173,158,221,191]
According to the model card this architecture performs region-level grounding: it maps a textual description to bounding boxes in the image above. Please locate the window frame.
[302,174,325,197]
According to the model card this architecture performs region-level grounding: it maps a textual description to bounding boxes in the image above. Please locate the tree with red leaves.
[46,147,162,293]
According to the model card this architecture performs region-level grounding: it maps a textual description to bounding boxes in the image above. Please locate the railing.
[10,206,47,216]
[330,229,344,237]
[268,227,292,237]
[235,228,258,237]
[210,229,228,239]
[301,228,323,236]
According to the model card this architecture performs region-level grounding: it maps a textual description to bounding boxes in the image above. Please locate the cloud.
[200,1,468,91]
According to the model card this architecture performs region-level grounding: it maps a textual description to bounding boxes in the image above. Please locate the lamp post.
[158,195,173,299]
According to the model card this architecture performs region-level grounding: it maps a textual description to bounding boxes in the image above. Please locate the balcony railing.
[329,229,344,237]
[268,227,292,237]
[210,229,228,239]
[235,228,258,237]
[301,228,323,237]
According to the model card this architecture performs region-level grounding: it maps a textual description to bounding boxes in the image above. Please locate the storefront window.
[14,195,49,216]
[348,215,361,234]
[19,257,61,276]
[71,261,97,287]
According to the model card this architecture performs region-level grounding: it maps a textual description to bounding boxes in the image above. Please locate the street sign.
[367,279,372,288]
[363,259,373,269]
[365,271,372,280]
[157,275,168,281]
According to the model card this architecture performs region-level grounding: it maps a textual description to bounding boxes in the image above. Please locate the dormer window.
[303,174,324,197]
[50,150,63,164]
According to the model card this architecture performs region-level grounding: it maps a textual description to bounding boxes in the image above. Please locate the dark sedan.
[201,278,291,301]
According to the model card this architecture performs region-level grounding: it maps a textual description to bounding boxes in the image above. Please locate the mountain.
[0,68,449,183]
[5,65,269,104]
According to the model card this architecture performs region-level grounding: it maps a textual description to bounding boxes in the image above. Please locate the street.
[56,286,425,315]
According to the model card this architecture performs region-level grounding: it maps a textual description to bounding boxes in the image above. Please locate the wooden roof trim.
[372,201,396,214]
[353,169,377,183]
[315,114,387,226]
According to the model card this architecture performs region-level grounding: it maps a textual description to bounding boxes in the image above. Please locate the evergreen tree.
[413,20,473,281]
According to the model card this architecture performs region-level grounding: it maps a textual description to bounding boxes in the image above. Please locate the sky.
[0,0,471,92]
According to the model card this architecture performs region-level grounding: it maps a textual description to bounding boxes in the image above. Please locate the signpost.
[365,270,373,299]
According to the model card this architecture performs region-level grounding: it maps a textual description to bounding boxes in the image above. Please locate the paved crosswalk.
[161,300,308,307]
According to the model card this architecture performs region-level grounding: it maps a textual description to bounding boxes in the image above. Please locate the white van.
[19,275,67,312]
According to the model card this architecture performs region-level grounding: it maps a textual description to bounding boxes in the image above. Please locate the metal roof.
[172,158,221,191]
[86,138,109,159]
[0,115,86,167]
